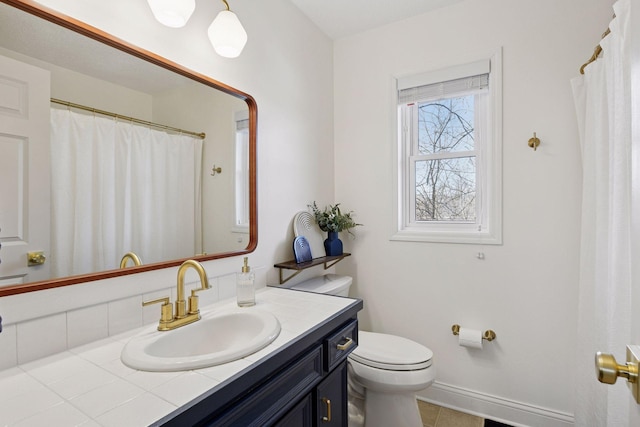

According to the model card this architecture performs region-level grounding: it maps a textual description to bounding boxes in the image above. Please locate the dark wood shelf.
[274,253,351,284]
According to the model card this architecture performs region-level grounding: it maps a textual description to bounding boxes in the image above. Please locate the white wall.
[333,0,613,424]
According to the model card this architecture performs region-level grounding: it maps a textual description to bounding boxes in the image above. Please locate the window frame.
[391,50,502,245]
[233,109,250,233]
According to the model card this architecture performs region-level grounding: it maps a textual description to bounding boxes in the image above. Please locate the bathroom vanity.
[156,292,361,426]
[0,288,361,426]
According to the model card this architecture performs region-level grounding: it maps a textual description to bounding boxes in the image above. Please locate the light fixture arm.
[221,0,230,11]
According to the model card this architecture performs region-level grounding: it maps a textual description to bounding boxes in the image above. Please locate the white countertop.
[0,287,357,427]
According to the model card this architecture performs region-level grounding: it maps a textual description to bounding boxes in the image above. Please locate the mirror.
[0,0,257,297]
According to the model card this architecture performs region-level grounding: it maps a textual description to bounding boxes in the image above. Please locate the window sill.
[232,225,249,234]
[390,228,501,245]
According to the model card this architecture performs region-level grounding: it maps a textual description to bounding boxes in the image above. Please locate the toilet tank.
[289,274,353,297]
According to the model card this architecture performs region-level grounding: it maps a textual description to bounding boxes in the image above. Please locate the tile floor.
[418,400,484,427]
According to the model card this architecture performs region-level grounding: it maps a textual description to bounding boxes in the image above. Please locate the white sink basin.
[121,308,281,371]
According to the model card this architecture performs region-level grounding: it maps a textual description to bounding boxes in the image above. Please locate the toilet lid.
[350,331,433,371]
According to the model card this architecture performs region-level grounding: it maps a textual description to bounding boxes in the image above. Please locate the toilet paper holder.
[451,324,496,342]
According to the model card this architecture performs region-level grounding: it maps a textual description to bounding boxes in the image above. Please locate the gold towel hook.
[528,132,541,151]
[210,165,222,176]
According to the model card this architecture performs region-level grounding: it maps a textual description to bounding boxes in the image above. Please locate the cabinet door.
[208,346,322,426]
[315,361,347,426]
[275,394,313,427]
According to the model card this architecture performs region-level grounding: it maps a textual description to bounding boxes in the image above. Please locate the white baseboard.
[418,381,574,427]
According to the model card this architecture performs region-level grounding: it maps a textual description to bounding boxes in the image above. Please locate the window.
[234,110,250,232]
[392,53,502,244]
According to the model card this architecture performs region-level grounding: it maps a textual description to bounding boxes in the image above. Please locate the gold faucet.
[120,252,142,268]
[143,260,211,331]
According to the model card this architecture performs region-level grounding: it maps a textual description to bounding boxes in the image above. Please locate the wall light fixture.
[147,0,196,28]
[207,0,248,58]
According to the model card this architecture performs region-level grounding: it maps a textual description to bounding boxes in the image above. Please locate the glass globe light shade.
[147,0,196,28]
[207,10,248,58]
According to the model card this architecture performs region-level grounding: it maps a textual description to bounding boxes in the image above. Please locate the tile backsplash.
[17,313,67,365]
[0,265,267,371]
[0,324,17,368]
[67,304,109,349]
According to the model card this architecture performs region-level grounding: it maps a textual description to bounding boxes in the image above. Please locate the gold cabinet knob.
[595,352,638,385]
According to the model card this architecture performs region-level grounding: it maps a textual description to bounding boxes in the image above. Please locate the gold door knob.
[27,251,46,266]
[595,352,638,385]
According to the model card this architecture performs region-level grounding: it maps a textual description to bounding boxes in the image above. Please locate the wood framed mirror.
[0,0,257,297]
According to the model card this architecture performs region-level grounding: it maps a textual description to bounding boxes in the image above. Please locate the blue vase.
[324,231,343,257]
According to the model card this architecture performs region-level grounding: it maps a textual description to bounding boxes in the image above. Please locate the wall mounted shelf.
[274,253,351,284]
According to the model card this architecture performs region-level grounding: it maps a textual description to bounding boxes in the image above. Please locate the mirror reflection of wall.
[150,81,249,255]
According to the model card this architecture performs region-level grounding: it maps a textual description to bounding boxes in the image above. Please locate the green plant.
[309,202,361,236]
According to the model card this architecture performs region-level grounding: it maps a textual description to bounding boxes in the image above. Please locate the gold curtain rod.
[579,15,614,75]
[50,98,206,139]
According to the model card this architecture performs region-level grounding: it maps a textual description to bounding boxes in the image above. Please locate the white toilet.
[289,274,435,427]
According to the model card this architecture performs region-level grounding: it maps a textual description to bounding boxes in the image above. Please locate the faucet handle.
[188,288,208,315]
[143,297,173,326]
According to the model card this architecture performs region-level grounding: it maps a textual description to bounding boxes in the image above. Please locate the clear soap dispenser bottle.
[237,257,255,307]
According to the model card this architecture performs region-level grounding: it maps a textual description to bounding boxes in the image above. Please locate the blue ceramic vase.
[324,231,343,256]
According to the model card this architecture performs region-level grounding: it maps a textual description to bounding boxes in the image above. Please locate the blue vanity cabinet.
[275,361,348,427]
[154,298,362,427]
[314,360,348,426]
[275,318,356,427]
[311,318,358,426]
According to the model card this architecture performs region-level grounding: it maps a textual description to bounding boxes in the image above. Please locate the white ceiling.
[286,0,465,39]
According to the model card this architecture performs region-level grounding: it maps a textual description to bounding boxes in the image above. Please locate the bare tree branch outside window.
[415,95,476,222]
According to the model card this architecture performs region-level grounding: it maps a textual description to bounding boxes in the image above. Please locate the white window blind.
[398,73,489,104]
[236,118,249,131]
[397,59,490,104]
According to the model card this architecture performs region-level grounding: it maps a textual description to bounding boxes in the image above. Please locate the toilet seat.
[350,331,433,371]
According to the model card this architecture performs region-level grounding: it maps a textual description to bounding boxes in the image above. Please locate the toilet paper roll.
[458,327,483,349]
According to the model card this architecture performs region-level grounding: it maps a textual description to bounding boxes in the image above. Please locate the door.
[0,54,51,285]
[631,0,640,425]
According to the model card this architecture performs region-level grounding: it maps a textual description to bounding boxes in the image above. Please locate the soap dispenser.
[237,257,255,307]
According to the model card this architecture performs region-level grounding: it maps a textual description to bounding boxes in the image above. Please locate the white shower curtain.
[571,0,632,425]
[50,108,203,277]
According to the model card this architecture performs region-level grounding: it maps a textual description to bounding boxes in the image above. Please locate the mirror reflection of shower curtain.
[49,108,203,277]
